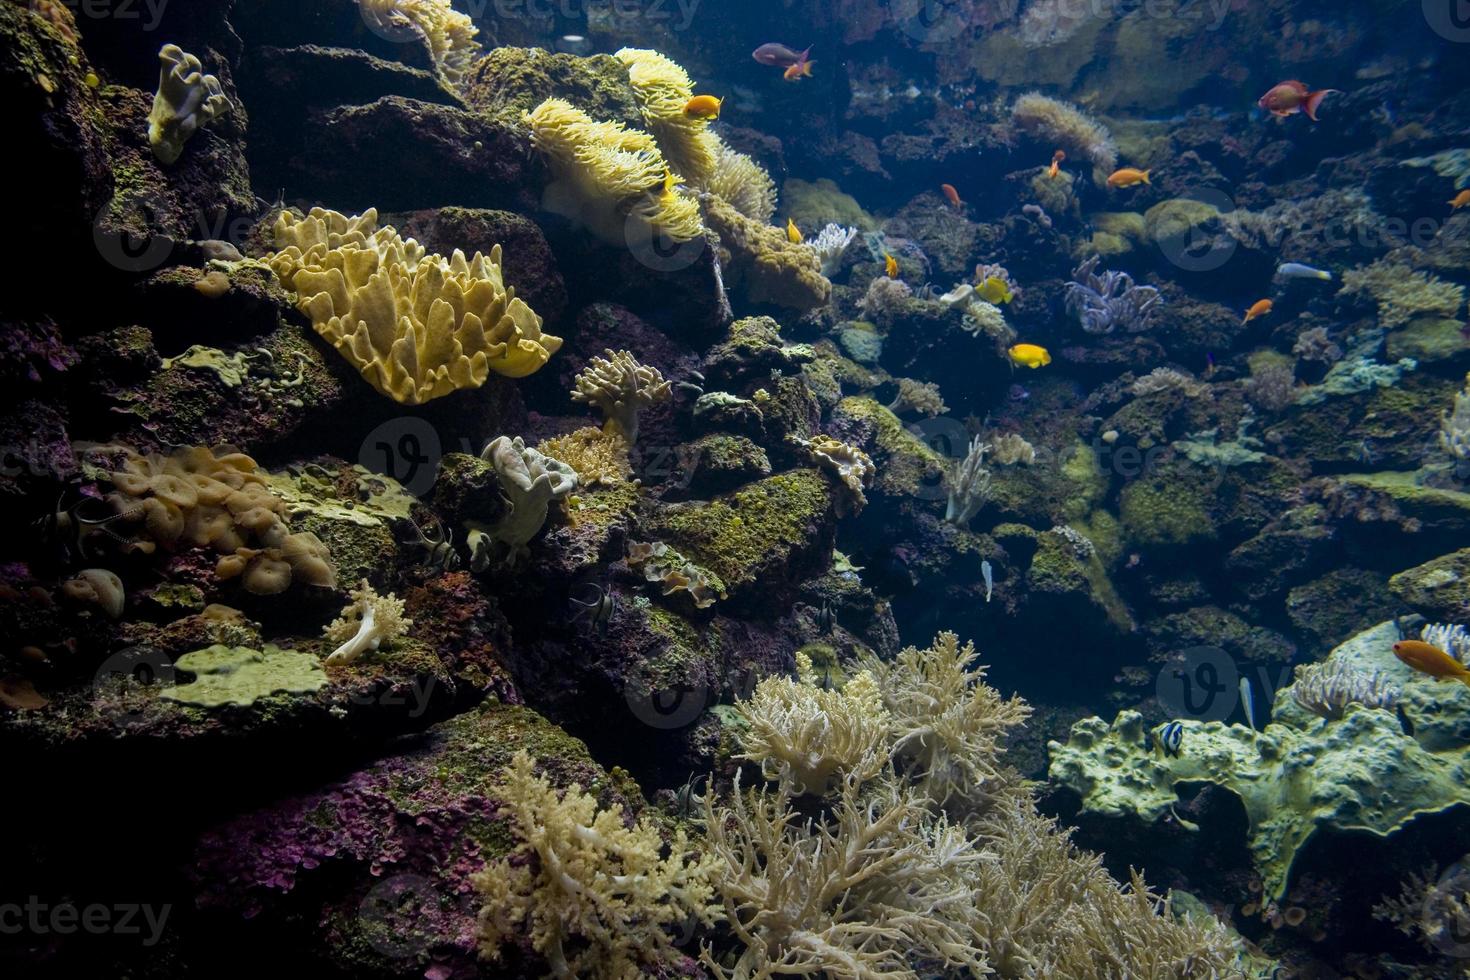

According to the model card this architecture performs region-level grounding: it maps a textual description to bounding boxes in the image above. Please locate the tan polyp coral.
[1011,91,1118,186]
[100,445,336,595]
[615,47,720,188]
[322,579,412,666]
[626,541,722,608]
[799,435,875,516]
[525,97,705,245]
[702,194,832,312]
[536,427,632,487]
[266,208,560,404]
[147,44,234,165]
[61,569,125,619]
[570,348,672,445]
[473,436,578,568]
[707,140,778,223]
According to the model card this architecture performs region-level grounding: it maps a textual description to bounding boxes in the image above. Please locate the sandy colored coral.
[472,750,719,980]
[91,444,336,595]
[569,348,672,444]
[358,0,481,88]
[1341,256,1466,329]
[703,194,832,312]
[797,434,875,516]
[322,579,412,666]
[537,426,632,487]
[887,377,948,417]
[526,97,704,244]
[707,139,778,223]
[615,47,720,187]
[267,208,560,404]
[626,540,723,608]
[1012,91,1118,185]
[472,436,578,568]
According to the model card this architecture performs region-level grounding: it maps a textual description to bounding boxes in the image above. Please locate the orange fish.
[683,95,723,120]
[1107,168,1151,189]
[884,253,898,279]
[1451,189,1470,211]
[783,50,814,81]
[1048,149,1066,179]
[1257,81,1337,122]
[1393,639,1470,686]
[1243,299,1273,324]
[940,183,962,209]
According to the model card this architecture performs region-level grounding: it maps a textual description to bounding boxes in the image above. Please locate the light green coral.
[1341,258,1466,330]
[147,44,233,165]
[1049,621,1470,900]
[162,644,327,707]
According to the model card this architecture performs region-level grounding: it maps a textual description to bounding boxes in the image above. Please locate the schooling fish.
[1107,167,1151,189]
[883,252,899,278]
[1008,343,1051,369]
[1157,721,1184,757]
[941,183,963,209]
[786,218,803,244]
[1275,262,1333,281]
[1450,190,1470,211]
[976,276,1013,305]
[1393,639,1470,686]
[683,95,723,120]
[1243,298,1273,324]
[1258,81,1338,121]
[752,43,808,67]
[1048,149,1065,179]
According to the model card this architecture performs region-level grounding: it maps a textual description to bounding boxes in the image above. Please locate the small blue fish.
[1240,676,1257,730]
[1275,262,1333,282]
[1158,721,1184,756]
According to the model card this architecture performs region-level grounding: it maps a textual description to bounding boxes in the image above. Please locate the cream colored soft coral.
[322,579,411,665]
[267,208,561,404]
[570,348,672,444]
[472,751,720,979]
[358,0,481,87]
[797,434,875,517]
[147,44,233,165]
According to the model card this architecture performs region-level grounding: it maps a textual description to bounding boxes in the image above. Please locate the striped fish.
[1158,721,1184,757]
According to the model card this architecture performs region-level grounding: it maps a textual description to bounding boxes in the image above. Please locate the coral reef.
[323,580,412,666]
[1064,256,1161,334]
[1011,92,1118,185]
[148,44,234,165]
[569,348,672,444]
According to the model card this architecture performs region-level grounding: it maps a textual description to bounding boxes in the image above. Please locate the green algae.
[162,644,327,707]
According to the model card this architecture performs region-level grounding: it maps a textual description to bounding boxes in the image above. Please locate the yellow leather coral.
[267,208,560,404]
[708,139,778,223]
[357,0,481,88]
[526,97,704,244]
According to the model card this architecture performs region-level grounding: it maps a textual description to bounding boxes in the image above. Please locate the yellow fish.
[884,253,899,278]
[1107,167,1151,189]
[660,171,683,200]
[976,276,1013,304]
[1008,343,1051,369]
[1451,189,1470,211]
[786,218,803,244]
[683,95,723,120]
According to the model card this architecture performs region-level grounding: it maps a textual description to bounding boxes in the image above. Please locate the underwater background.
[4,0,1470,976]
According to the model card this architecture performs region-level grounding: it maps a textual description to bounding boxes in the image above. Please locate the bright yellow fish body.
[884,253,898,278]
[976,276,1013,304]
[786,218,803,243]
[1008,343,1051,369]
[683,95,723,120]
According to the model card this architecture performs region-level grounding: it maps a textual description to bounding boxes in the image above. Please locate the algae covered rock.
[162,643,327,707]
[1389,548,1470,623]
[1050,621,1470,900]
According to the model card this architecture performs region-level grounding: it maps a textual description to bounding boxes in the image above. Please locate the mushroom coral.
[267,208,561,404]
[147,43,233,165]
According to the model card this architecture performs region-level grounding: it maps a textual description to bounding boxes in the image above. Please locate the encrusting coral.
[537,427,632,487]
[525,97,705,244]
[322,580,412,666]
[162,644,327,708]
[569,348,672,445]
[471,437,578,568]
[90,445,336,595]
[147,44,233,165]
[471,750,721,980]
[267,208,561,404]
[626,540,724,608]
[703,194,832,312]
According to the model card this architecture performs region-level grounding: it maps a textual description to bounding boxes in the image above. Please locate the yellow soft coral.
[707,138,778,223]
[537,426,632,487]
[703,195,831,312]
[358,0,481,88]
[526,97,704,245]
[266,208,560,404]
[472,751,720,979]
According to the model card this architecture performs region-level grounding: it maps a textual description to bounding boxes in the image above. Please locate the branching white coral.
[148,44,233,165]
[473,750,720,980]
[570,348,673,444]
[735,654,890,796]
[808,223,858,277]
[945,436,993,526]
[322,579,412,665]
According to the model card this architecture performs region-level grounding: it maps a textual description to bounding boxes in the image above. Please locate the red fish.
[940,183,962,209]
[752,43,809,68]
[1258,81,1337,121]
